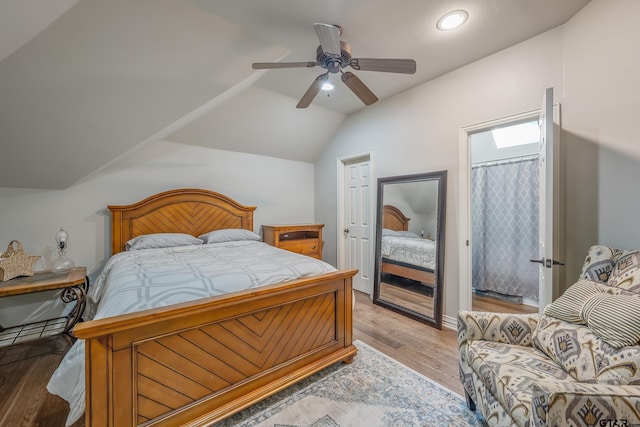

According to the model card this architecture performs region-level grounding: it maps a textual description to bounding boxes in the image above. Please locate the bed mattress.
[381,235,436,271]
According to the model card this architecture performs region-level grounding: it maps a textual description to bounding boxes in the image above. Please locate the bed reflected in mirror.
[373,171,447,329]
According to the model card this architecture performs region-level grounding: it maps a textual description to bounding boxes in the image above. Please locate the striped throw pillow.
[580,293,640,348]
[543,279,615,324]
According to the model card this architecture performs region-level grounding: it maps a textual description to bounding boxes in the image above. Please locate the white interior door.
[343,159,372,294]
[535,87,559,308]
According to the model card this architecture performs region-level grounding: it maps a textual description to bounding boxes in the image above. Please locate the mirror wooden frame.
[373,171,447,329]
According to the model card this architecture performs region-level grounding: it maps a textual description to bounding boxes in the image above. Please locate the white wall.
[316,27,565,318]
[0,141,315,327]
[561,0,640,278]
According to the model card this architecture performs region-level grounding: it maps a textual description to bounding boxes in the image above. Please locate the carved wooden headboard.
[382,205,410,231]
[108,188,256,254]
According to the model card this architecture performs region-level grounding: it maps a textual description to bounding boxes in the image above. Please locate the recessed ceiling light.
[321,82,335,91]
[436,10,468,31]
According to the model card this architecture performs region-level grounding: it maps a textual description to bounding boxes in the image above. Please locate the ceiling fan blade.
[350,58,417,74]
[296,73,328,108]
[341,71,378,106]
[252,61,317,70]
[313,23,341,56]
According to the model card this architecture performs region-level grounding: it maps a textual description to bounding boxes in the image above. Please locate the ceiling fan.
[252,23,417,108]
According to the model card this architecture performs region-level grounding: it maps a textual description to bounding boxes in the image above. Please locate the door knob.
[344,228,350,233]
[530,258,544,264]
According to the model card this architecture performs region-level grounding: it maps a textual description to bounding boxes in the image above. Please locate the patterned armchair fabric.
[459,245,640,427]
[531,381,640,427]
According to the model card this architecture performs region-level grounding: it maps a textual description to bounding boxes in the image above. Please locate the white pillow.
[198,229,261,244]
[125,233,203,251]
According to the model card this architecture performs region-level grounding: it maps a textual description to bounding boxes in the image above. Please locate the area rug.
[215,340,487,426]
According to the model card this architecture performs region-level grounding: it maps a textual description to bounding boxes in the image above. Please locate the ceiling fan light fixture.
[253,23,417,108]
[437,10,468,31]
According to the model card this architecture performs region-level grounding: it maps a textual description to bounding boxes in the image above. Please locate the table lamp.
[52,228,74,273]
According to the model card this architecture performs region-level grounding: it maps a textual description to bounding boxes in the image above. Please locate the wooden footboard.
[73,269,357,427]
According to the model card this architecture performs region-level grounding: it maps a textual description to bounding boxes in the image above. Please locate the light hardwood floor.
[352,290,463,395]
[472,293,539,314]
[2,290,534,425]
[0,334,78,427]
[378,281,435,318]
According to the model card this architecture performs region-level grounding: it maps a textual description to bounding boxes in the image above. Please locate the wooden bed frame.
[73,188,357,427]
[382,205,410,232]
[381,204,434,286]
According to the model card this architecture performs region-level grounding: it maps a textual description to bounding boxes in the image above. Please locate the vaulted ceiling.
[0,0,590,189]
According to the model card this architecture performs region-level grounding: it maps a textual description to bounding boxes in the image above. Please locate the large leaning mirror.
[373,171,447,329]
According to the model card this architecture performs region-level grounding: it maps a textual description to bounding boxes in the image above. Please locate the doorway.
[459,108,549,314]
[469,119,540,314]
[460,89,560,313]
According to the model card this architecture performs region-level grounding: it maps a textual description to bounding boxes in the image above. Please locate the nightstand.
[262,224,324,260]
[0,267,88,347]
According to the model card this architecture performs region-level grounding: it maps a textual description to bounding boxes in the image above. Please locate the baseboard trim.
[443,314,457,330]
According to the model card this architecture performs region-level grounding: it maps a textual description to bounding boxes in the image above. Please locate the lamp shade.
[55,228,68,247]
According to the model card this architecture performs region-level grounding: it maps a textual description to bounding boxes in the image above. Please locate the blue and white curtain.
[471,157,539,300]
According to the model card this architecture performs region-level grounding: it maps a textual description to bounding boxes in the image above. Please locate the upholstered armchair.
[458,246,640,427]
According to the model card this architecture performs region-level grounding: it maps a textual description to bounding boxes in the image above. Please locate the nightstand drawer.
[262,224,324,260]
[279,239,321,258]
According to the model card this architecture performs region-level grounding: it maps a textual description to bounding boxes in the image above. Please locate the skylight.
[491,120,540,149]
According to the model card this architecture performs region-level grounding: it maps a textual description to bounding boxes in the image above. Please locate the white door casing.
[337,154,373,295]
